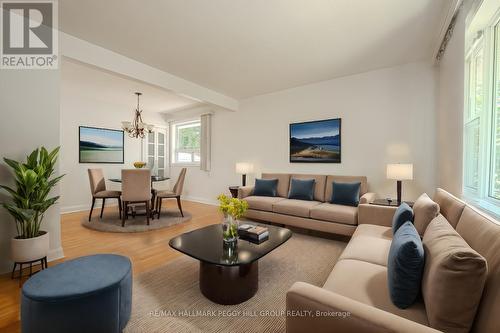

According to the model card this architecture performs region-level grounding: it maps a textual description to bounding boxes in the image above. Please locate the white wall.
[436,2,469,197]
[0,70,62,273]
[173,61,438,204]
[60,61,169,212]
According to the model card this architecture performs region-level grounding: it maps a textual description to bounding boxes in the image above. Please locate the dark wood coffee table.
[169,223,292,305]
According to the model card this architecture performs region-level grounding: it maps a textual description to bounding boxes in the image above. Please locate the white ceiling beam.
[60,32,238,111]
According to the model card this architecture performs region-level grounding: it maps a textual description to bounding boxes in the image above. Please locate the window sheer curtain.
[200,113,212,171]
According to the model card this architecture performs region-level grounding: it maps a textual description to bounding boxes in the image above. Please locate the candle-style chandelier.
[121,92,153,139]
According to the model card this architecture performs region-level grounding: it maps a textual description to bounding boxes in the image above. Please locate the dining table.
[109,175,170,217]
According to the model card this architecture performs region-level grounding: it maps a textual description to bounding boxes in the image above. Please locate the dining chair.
[156,168,187,218]
[88,169,122,221]
[121,169,152,227]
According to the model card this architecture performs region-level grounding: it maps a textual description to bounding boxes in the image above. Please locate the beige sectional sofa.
[286,189,500,333]
[238,173,376,236]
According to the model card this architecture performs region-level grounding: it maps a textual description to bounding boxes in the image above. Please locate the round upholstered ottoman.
[21,254,132,333]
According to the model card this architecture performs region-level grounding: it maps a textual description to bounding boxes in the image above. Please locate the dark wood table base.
[199,261,258,305]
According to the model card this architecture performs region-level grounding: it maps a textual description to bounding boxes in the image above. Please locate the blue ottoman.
[21,254,132,333]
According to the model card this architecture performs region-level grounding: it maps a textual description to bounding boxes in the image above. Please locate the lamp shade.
[121,121,132,130]
[387,164,413,180]
[235,162,253,174]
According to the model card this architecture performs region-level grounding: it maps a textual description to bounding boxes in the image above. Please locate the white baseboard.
[61,202,118,214]
[62,197,216,214]
[47,246,64,262]
[183,195,217,206]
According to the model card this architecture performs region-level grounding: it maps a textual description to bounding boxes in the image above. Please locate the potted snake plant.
[0,147,63,262]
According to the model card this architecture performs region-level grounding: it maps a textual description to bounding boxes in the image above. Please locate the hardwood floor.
[0,200,220,333]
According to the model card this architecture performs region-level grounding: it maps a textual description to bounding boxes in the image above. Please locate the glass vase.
[222,215,238,245]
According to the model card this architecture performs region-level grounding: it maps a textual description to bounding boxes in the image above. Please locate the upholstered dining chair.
[121,169,152,227]
[156,168,187,218]
[88,169,122,221]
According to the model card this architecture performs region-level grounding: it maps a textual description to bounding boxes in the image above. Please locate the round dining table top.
[108,176,170,183]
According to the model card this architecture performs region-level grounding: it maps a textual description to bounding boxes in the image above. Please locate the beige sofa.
[286,189,500,333]
[238,173,376,236]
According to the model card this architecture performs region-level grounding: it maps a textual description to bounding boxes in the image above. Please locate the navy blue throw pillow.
[253,178,278,197]
[392,202,414,234]
[330,182,361,206]
[288,178,315,201]
[387,221,425,309]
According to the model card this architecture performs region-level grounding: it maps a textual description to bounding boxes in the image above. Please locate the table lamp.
[235,162,253,186]
[386,163,413,204]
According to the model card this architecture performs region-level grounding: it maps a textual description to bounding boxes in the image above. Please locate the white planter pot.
[11,231,50,263]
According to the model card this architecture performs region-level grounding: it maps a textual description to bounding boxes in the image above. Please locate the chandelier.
[121,92,153,139]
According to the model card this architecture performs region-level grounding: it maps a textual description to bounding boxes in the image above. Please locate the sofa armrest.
[238,186,254,199]
[286,282,439,333]
[359,192,377,204]
[358,204,397,227]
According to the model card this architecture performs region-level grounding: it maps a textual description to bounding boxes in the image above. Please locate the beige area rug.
[125,233,346,333]
[81,209,192,233]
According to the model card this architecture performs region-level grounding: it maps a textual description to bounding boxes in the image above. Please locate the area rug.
[125,233,346,333]
[81,209,192,233]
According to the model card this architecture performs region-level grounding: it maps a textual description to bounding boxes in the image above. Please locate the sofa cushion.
[422,214,488,333]
[413,193,439,235]
[387,222,425,309]
[243,196,285,212]
[325,175,368,203]
[330,182,361,207]
[262,173,290,198]
[351,223,393,240]
[392,202,414,234]
[253,178,278,197]
[339,224,392,266]
[273,199,321,218]
[433,188,466,228]
[323,259,429,326]
[310,203,358,225]
[455,206,500,333]
[290,174,327,202]
[288,178,315,201]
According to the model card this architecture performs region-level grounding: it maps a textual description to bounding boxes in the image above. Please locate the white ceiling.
[62,59,200,113]
[60,0,453,99]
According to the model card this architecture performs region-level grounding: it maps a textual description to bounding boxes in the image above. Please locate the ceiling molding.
[432,0,462,62]
[60,32,239,111]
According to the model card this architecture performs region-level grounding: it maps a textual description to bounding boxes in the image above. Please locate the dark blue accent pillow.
[253,178,278,197]
[288,178,315,201]
[392,202,414,234]
[387,221,425,309]
[330,182,361,206]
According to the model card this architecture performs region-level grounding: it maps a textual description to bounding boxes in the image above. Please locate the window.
[171,120,201,165]
[489,23,500,199]
[463,12,500,214]
[464,42,484,193]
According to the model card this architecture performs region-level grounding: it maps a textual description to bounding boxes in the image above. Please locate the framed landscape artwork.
[289,118,341,163]
[79,126,124,164]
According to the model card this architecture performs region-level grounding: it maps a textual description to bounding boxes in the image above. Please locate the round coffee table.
[169,223,292,305]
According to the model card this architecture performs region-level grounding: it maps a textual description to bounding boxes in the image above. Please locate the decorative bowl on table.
[133,161,147,169]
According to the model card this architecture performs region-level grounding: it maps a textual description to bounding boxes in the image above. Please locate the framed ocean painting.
[79,126,124,164]
[289,118,341,163]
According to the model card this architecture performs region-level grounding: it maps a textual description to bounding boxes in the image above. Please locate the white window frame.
[463,12,500,217]
[170,118,201,167]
